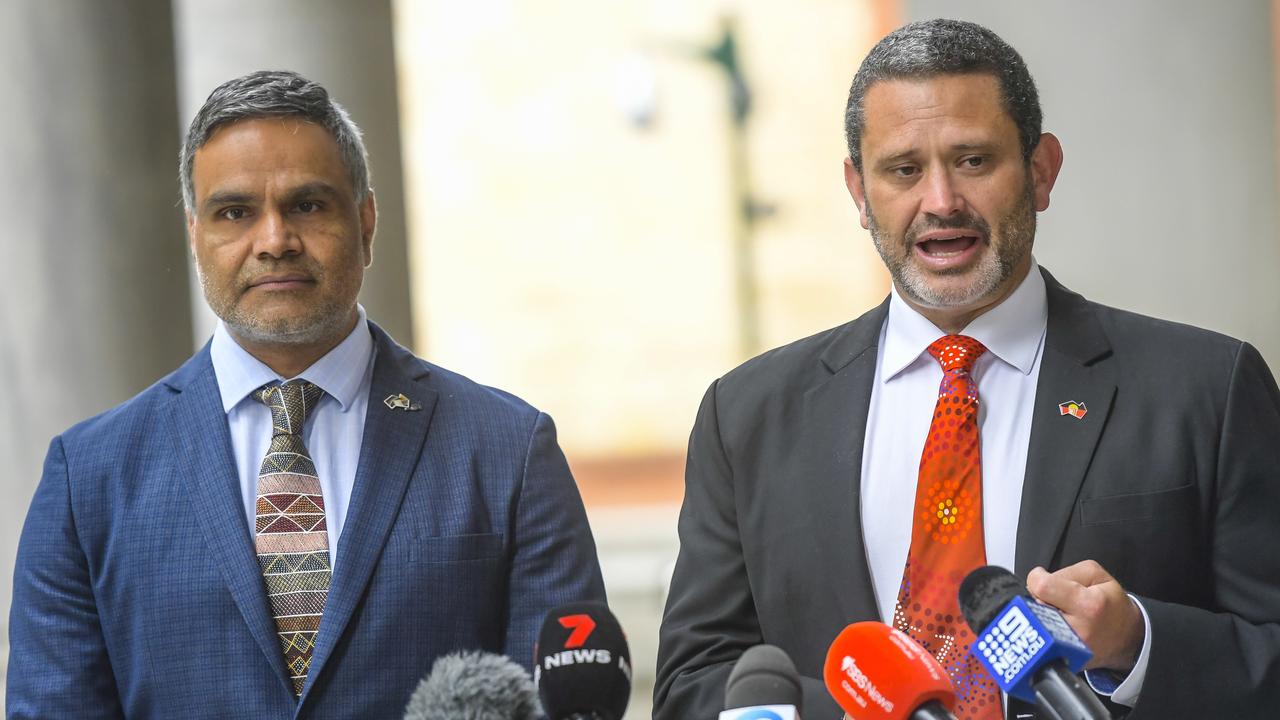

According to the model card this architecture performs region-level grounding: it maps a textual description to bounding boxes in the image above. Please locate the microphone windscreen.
[535,601,631,720]
[724,644,803,711]
[403,651,541,720]
[823,622,955,720]
[958,565,1027,633]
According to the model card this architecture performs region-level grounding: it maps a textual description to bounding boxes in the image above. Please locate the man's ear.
[1030,132,1064,212]
[844,157,870,229]
[185,211,197,255]
[359,190,377,267]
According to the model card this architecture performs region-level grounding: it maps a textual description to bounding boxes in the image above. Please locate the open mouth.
[916,234,979,258]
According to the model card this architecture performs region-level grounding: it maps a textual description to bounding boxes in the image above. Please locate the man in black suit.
[654,19,1280,720]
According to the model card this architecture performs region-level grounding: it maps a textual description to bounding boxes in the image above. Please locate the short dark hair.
[844,19,1042,172]
[180,70,370,211]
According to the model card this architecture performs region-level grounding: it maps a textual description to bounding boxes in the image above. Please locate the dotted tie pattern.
[892,335,1002,719]
[254,380,331,697]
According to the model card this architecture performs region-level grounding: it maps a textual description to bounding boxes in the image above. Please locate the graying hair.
[180,70,371,212]
[845,19,1042,172]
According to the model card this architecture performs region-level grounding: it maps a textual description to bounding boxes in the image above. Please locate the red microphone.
[823,622,957,720]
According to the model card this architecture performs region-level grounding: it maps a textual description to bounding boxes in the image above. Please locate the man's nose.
[919,169,966,218]
[252,210,302,258]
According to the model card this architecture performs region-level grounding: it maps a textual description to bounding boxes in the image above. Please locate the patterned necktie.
[254,380,331,697]
[892,335,1002,719]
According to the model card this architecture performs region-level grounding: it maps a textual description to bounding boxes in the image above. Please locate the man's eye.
[962,156,985,168]
[219,207,247,221]
[892,166,918,178]
[296,200,322,213]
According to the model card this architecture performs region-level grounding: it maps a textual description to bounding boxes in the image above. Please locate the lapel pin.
[1058,400,1087,420]
[384,393,422,411]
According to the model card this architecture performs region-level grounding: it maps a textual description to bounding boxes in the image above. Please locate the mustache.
[907,213,991,242]
[237,260,323,289]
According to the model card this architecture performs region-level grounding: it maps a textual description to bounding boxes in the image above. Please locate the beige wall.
[394,0,890,460]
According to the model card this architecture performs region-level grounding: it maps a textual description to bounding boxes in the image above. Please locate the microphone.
[822,622,957,720]
[534,601,632,720]
[958,566,1110,720]
[402,651,541,720]
[720,644,804,720]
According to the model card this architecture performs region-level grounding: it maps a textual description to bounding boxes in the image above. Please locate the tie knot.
[257,380,323,437]
[927,335,987,373]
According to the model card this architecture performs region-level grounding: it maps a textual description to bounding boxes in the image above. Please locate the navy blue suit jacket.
[8,323,606,718]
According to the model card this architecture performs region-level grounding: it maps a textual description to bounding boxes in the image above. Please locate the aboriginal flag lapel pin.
[1058,400,1087,420]
[384,393,422,411]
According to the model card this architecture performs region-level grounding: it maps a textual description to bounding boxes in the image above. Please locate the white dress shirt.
[210,305,376,569]
[858,259,1148,706]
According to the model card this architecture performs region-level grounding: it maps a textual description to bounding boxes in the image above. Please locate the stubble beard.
[866,181,1036,310]
[198,262,358,347]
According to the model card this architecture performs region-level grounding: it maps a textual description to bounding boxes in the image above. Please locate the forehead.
[860,74,1018,159]
[190,117,349,198]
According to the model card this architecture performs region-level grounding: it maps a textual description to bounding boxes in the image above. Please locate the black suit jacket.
[654,269,1280,719]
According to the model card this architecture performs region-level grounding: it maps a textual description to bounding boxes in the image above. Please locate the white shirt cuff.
[1083,594,1151,707]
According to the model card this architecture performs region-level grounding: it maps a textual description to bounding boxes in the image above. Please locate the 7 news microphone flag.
[535,601,631,720]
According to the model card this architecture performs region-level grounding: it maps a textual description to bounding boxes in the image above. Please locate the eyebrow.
[280,182,343,207]
[873,142,1000,169]
[200,190,256,214]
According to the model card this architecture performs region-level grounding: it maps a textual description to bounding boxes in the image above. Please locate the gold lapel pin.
[383,393,422,411]
[1058,400,1087,420]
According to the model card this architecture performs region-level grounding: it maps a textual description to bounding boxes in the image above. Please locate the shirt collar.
[881,258,1047,381]
[210,304,374,413]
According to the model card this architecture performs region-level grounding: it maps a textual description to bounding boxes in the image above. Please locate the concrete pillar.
[174,0,415,349]
[0,0,192,691]
[904,0,1280,368]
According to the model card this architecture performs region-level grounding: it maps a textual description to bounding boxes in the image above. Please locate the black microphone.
[959,566,1111,720]
[402,651,542,720]
[721,644,804,719]
[534,601,632,720]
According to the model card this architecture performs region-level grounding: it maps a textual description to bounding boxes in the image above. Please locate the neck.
[230,312,359,378]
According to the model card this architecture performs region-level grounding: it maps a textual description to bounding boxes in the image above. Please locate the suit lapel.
[304,325,438,695]
[1014,271,1116,575]
[805,299,888,622]
[167,349,294,695]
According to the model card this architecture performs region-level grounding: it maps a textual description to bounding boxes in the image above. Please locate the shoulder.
[1043,272,1272,404]
[1056,287,1249,377]
[55,352,203,457]
[707,300,886,418]
[372,326,546,436]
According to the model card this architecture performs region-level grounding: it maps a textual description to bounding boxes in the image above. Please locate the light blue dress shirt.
[209,305,376,569]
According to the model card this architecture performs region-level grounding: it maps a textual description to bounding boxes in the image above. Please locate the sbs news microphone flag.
[824,622,957,720]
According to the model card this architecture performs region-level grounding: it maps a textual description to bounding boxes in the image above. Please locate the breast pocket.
[1080,483,1195,526]
[408,532,505,563]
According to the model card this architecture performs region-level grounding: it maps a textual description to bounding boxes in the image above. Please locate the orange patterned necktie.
[255,380,331,697]
[892,335,1002,719]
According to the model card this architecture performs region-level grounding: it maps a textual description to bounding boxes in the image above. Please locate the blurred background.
[2,0,1278,715]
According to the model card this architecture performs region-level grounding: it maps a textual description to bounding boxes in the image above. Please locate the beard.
[197,257,358,347]
[867,179,1036,310]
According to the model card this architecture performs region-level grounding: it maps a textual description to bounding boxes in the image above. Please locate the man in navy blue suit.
[8,70,606,718]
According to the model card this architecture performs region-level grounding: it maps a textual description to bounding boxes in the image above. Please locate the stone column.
[174,0,415,348]
[0,0,192,690]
